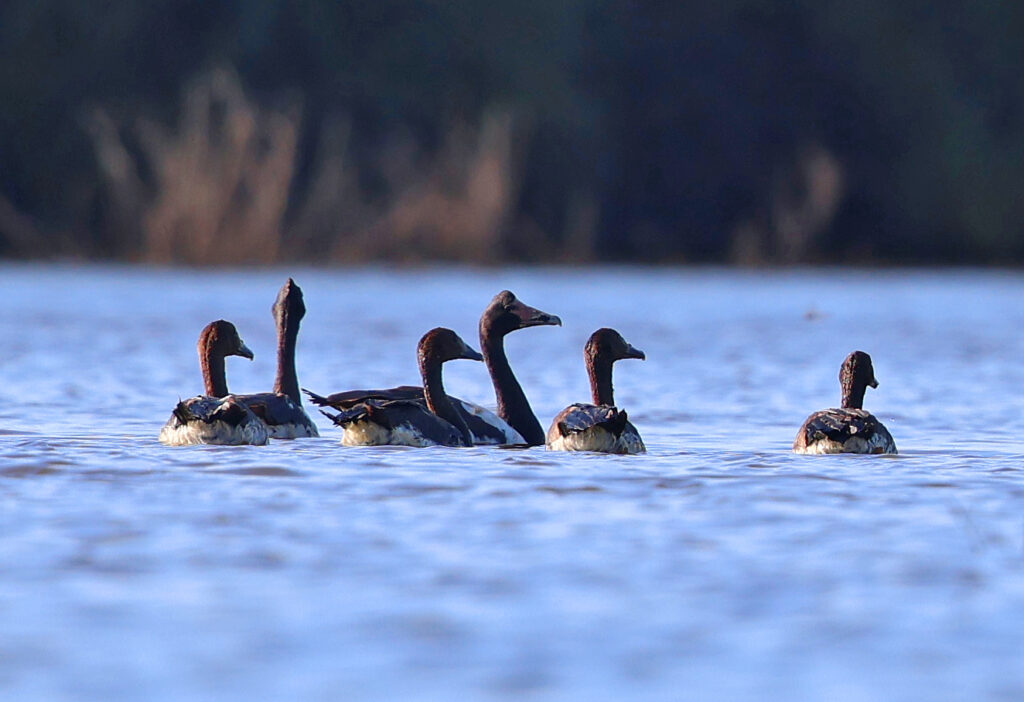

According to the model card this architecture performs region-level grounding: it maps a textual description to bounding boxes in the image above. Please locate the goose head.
[480,290,561,338]
[585,328,646,364]
[839,350,878,409]
[200,320,254,360]
[273,278,306,329]
[419,327,484,366]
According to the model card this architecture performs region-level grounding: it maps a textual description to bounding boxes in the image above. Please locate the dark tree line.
[1,0,1023,264]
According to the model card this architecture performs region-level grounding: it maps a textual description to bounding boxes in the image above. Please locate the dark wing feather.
[319,401,389,428]
[305,387,516,444]
[319,401,399,429]
[304,386,423,409]
[235,392,309,426]
[557,404,629,437]
[172,396,253,428]
[319,398,424,428]
[801,408,881,445]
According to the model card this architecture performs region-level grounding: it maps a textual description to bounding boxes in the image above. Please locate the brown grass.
[329,111,517,263]
[90,68,298,264]
[87,68,526,265]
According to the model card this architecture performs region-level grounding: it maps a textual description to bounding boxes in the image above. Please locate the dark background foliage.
[1,0,1022,264]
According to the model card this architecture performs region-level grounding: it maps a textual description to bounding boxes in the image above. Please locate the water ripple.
[1,266,1024,701]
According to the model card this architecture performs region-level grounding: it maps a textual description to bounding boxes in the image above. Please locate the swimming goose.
[158,320,269,446]
[232,279,319,439]
[317,328,482,447]
[305,290,561,445]
[793,350,897,454]
[546,328,646,454]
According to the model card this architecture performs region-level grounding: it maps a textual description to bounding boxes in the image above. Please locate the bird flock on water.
[160,279,897,456]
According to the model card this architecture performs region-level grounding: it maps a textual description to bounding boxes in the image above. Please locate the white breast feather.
[457,399,525,444]
[159,417,269,446]
[795,438,847,455]
[267,422,319,440]
[547,426,643,454]
[341,420,433,447]
[794,424,896,455]
[341,420,391,446]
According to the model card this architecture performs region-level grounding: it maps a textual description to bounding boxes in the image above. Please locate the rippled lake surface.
[3,264,1024,701]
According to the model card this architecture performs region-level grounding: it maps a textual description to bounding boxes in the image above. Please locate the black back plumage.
[170,396,262,431]
[556,404,630,438]
[304,386,514,444]
[305,386,422,409]
[237,391,318,432]
[799,408,883,447]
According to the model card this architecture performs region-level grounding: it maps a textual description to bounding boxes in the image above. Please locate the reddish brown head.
[197,320,253,397]
[418,327,484,366]
[199,320,254,361]
[585,328,646,364]
[584,328,644,407]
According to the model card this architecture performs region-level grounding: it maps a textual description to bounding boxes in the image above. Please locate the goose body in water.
[546,328,646,454]
[316,328,482,447]
[159,320,269,446]
[793,350,897,455]
[232,279,319,439]
[306,291,560,445]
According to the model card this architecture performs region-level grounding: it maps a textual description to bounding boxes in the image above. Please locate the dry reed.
[86,68,530,265]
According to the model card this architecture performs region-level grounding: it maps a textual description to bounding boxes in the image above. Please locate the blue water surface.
[1,265,1023,701]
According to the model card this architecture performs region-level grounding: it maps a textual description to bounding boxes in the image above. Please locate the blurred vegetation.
[1,0,1023,264]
